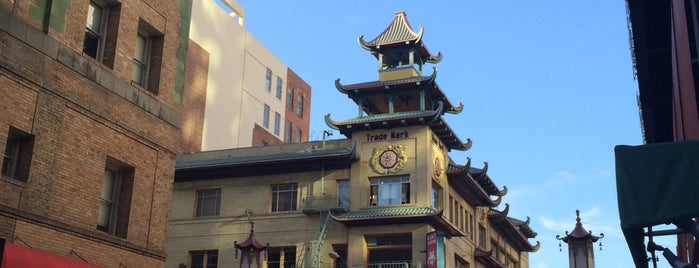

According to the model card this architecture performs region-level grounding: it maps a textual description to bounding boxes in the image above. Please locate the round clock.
[379,149,398,168]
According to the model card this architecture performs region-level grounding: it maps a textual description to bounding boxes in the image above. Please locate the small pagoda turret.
[556,210,604,268]
[359,11,442,74]
[234,212,268,268]
[327,11,469,152]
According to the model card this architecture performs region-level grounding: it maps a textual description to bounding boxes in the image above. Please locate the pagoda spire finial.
[576,209,581,224]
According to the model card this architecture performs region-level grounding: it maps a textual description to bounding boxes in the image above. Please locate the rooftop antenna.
[322,130,333,147]
[244,208,254,232]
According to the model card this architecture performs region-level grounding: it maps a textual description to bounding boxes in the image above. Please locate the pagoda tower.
[556,210,604,268]
[326,11,470,149]
[325,11,538,267]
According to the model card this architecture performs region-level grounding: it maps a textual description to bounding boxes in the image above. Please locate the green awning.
[615,141,699,267]
[615,140,699,229]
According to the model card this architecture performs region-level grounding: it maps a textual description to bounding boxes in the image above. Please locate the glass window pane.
[206,252,218,268]
[97,200,111,228]
[132,63,144,85]
[86,3,103,31]
[134,34,147,62]
[101,170,115,200]
[191,252,204,268]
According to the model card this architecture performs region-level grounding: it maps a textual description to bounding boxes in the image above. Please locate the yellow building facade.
[167,11,538,268]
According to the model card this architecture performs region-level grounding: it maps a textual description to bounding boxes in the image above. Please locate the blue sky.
[231,1,667,267]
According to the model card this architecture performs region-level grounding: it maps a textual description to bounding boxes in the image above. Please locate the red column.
[670,0,699,263]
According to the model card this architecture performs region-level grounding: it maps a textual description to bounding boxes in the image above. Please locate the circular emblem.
[370,144,407,174]
[434,157,442,177]
[379,150,398,168]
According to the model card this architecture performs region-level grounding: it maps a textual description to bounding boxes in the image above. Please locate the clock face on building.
[379,150,398,168]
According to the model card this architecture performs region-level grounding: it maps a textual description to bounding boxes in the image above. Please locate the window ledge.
[1,175,27,187]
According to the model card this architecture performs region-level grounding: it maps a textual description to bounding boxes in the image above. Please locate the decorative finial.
[575,209,581,224]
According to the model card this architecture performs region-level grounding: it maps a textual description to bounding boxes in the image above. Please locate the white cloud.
[344,14,362,25]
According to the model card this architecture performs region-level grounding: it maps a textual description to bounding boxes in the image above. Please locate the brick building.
[0,1,197,267]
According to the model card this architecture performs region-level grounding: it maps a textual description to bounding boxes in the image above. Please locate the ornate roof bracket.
[475,162,489,179]
[499,185,508,196]
[490,194,503,207]
[459,138,473,151]
[531,241,541,252]
[446,101,464,114]
[464,157,471,171]
[491,203,510,219]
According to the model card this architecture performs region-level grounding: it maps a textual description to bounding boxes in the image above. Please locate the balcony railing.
[301,195,349,214]
[366,261,412,268]
[313,260,413,268]
[264,260,415,268]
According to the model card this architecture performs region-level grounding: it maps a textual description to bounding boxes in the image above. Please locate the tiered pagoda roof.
[446,159,507,207]
[488,204,541,252]
[325,101,471,151]
[327,11,471,151]
[359,11,442,66]
[330,206,465,237]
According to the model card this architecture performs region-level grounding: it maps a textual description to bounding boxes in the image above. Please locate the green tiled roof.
[176,139,356,170]
[336,207,438,219]
[328,110,436,126]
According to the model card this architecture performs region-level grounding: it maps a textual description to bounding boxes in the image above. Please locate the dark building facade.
[0,1,196,267]
[622,0,699,266]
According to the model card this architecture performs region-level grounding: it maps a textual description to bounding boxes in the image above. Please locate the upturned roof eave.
[330,208,465,237]
[334,68,438,94]
[447,171,496,207]
[359,11,422,48]
[357,12,442,63]
[488,204,541,252]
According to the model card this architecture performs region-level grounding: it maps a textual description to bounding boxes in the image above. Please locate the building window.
[286,87,293,109]
[97,157,134,238]
[2,127,34,182]
[276,76,283,99]
[369,177,410,206]
[431,182,442,209]
[132,20,163,94]
[274,112,281,136]
[84,1,108,60]
[455,255,469,268]
[196,189,221,217]
[190,250,218,268]
[132,32,150,86]
[296,95,303,117]
[332,245,348,268]
[271,183,297,212]
[366,235,412,266]
[478,224,487,248]
[263,104,270,128]
[294,127,302,143]
[284,121,292,143]
[338,180,350,208]
[265,68,272,92]
[468,213,475,240]
[267,247,296,268]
